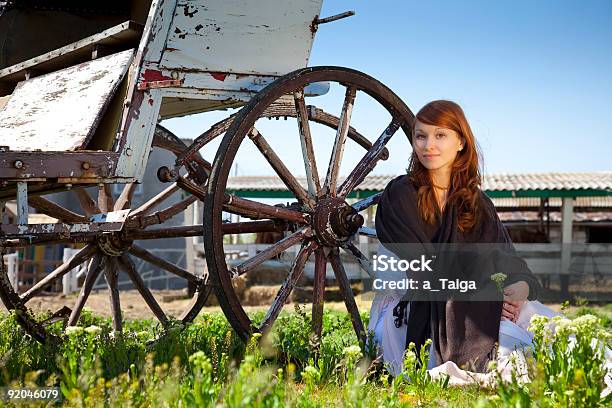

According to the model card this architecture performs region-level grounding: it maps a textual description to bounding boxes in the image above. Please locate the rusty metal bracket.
[314,11,355,26]
[137,79,184,90]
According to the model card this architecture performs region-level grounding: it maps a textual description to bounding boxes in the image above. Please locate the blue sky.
[164,0,612,176]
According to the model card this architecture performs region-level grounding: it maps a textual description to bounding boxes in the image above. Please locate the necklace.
[432,183,450,190]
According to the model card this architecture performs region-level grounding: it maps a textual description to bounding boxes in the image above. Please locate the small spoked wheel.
[204,66,415,343]
[0,128,211,344]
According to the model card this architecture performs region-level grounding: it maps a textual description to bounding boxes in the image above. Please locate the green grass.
[0,303,610,407]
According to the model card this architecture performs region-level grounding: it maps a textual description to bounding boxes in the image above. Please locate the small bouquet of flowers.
[490,272,507,293]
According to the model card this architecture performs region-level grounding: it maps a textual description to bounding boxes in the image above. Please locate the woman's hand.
[501,281,529,322]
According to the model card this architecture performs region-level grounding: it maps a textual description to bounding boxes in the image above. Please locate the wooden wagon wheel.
[0,128,212,343]
[0,101,379,344]
[203,66,415,344]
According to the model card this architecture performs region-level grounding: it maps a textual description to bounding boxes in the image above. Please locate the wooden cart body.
[0,0,324,191]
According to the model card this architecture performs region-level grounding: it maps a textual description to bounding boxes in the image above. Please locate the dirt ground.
[0,288,375,321]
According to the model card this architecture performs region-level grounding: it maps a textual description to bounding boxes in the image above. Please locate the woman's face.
[413,120,465,172]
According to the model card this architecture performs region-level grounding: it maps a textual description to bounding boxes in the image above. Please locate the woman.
[368,100,553,377]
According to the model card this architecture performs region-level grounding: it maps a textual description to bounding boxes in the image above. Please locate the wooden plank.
[0,21,143,83]
[0,50,134,152]
[0,151,119,180]
[159,0,323,76]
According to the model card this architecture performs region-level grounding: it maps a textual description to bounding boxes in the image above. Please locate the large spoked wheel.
[204,66,415,343]
[0,127,211,344]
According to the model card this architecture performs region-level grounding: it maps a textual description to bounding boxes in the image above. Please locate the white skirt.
[368,289,612,397]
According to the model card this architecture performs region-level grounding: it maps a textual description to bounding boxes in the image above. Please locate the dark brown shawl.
[375,174,540,372]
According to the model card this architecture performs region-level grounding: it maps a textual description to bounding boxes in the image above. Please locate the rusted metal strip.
[137,79,183,90]
[324,86,357,196]
[351,192,382,212]
[259,240,318,334]
[328,248,366,344]
[67,252,103,327]
[247,127,313,208]
[129,243,200,283]
[231,228,312,277]
[311,247,327,338]
[294,90,321,197]
[118,254,168,326]
[338,120,400,197]
[28,196,88,223]
[20,244,96,303]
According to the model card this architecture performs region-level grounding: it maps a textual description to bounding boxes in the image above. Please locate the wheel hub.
[97,234,132,256]
[312,197,364,246]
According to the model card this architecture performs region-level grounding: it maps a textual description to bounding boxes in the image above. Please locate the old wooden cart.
[0,0,415,344]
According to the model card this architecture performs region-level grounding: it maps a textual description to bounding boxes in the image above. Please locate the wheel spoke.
[113,183,138,211]
[176,176,302,222]
[312,247,327,338]
[223,194,308,224]
[129,183,180,217]
[126,220,283,240]
[28,196,87,223]
[352,192,382,213]
[247,127,313,207]
[104,257,122,332]
[328,248,366,344]
[341,242,375,279]
[118,254,168,326]
[175,114,237,166]
[323,85,357,196]
[67,252,103,326]
[21,244,96,303]
[75,189,100,216]
[132,195,198,229]
[259,241,317,334]
[338,120,400,197]
[129,243,200,282]
[294,90,321,197]
[97,184,114,213]
[221,220,285,235]
[231,228,312,277]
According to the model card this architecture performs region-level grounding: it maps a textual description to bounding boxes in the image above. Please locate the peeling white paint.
[160,0,323,76]
[0,49,134,151]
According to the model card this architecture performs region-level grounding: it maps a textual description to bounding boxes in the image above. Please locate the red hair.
[407,100,484,231]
